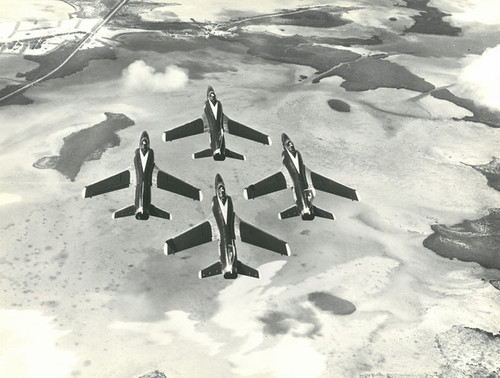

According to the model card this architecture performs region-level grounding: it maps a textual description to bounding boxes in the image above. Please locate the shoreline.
[33,112,135,181]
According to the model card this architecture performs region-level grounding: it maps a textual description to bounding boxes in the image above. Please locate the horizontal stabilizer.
[149,205,171,220]
[113,204,135,219]
[313,206,335,220]
[279,205,301,220]
[237,260,259,279]
[193,148,213,159]
[225,148,245,161]
[199,261,222,279]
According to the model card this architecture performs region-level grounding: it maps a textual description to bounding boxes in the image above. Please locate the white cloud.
[437,0,500,26]
[210,257,403,377]
[110,310,221,355]
[212,261,327,377]
[0,310,76,378]
[0,0,74,22]
[212,261,288,353]
[0,193,21,207]
[230,335,326,378]
[122,60,189,93]
[457,45,500,112]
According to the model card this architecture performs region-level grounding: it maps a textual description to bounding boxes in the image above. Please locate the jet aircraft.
[83,131,203,220]
[164,174,290,279]
[244,133,359,221]
[162,86,271,161]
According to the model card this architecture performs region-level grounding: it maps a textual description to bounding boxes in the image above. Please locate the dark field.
[423,209,500,270]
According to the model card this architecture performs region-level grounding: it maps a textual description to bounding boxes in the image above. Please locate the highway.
[0,0,130,104]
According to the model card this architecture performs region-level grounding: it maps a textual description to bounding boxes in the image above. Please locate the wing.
[163,118,206,142]
[224,115,271,145]
[235,215,290,256]
[164,220,214,255]
[154,166,202,201]
[82,169,131,198]
[308,169,359,201]
[244,171,288,200]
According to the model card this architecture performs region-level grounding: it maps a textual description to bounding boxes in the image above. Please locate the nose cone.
[140,131,150,146]
[281,133,291,148]
[215,173,224,191]
[207,85,215,97]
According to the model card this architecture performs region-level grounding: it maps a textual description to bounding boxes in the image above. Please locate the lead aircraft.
[244,133,360,221]
[83,131,203,220]
[163,86,271,161]
[164,174,290,279]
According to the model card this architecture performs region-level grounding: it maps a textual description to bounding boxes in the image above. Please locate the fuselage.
[204,99,227,160]
[133,132,155,220]
[212,194,238,279]
[281,136,316,220]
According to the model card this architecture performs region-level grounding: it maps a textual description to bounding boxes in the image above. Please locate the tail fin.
[149,205,171,220]
[193,148,213,159]
[225,148,245,161]
[237,260,259,279]
[112,204,135,219]
[278,205,301,220]
[313,206,335,220]
[199,261,222,279]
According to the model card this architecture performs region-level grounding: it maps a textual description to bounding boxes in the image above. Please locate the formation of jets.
[83,86,360,279]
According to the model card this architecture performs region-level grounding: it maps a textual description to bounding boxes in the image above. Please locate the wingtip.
[278,213,282,220]
[354,191,361,202]
[191,153,196,160]
[82,187,88,199]
[162,132,168,143]
[198,270,203,279]
[112,211,116,220]
[243,155,247,161]
[243,188,248,200]
[285,243,291,256]
[199,190,203,202]
[267,136,272,146]
[163,242,171,256]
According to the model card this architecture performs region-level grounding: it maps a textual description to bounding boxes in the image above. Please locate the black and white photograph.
[0,0,499,377]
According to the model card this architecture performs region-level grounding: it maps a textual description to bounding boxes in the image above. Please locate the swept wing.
[154,166,202,201]
[308,169,359,201]
[235,215,290,256]
[82,169,131,198]
[224,116,271,145]
[163,118,206,142]
[244,171,288,200]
